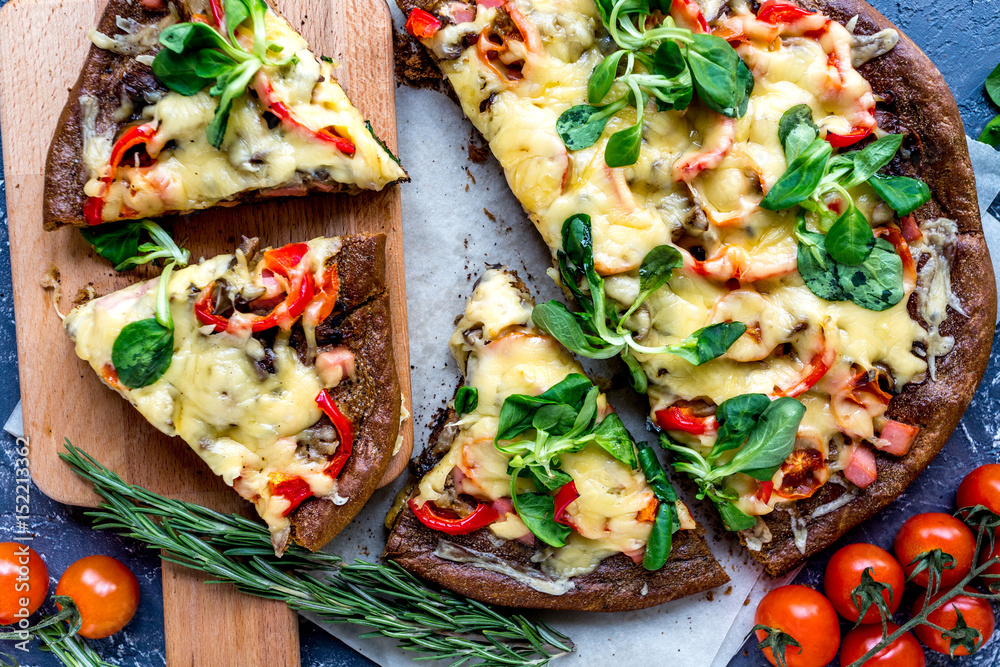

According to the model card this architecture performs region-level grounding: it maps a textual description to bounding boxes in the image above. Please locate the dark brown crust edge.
[383,272,729,612]
[741,0,997,575]
[43,0,408,231]
[393,0,997,576]
[289,234,402,551]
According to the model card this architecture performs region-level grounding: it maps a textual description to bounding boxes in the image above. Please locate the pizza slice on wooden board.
[44,0,409,229]
[397,0,996,575]
[63,234,403,553]
[384,268,729,611]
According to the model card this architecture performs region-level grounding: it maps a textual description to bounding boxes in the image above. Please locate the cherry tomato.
[840,622,925,666]
[894,513,975,589]
[824,543,904,624]
[912,589,995,656]
[754,585,840,667]
[957,464,1000,515]
[56,555,139,639]
[0,543,48,625]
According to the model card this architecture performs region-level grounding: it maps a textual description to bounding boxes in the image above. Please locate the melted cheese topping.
[417,269,666,579]
[84,8,407,222]
[64,238,349,541]
[424,0,948,519]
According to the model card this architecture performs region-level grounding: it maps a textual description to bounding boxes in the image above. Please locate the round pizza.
[397,0,996,576]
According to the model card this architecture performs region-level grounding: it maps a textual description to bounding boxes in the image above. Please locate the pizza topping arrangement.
[45,0,408,229]
[63,235,401,553]
[385,268,728,610]
[402,0,993,575]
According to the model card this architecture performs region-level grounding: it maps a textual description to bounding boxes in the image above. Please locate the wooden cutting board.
[0,0,412,664]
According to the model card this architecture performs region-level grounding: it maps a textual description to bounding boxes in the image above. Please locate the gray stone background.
[0,0,997,664]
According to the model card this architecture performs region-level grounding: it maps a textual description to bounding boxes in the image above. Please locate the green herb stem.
[58,442,574,666]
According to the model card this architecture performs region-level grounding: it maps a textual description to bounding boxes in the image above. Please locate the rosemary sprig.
[59,441,574,666]
[0,597,114,667]
[844,506,1000,666]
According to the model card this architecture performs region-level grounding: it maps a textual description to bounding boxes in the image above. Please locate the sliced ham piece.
[844,445,878,489]
[874,420,920,456]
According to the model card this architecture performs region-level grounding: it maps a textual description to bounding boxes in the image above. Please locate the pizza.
[398,0,996,575]
[63,234,403,553]
[44,0,408,229]
[384,268,729,610]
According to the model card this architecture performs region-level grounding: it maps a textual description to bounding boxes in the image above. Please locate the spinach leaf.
[638,244,683,296]
[537,374,594,409]
[868,174,931,215]
[110,262,178,390]
[556,101,624,151]
[825,205,875,266]
[795,221,848,301]
[666,322,747,366]
[527,465,574,492]
[496,395,546,442]
[841,133,903,188]
[591,414,638,468]
[987,61,1000,107]
[643,501,674,570]
[81,219,190,271]
[980,115,1000,148]
[152,48,214,96]
[533,403,579,436]
[605,117,644,168]
[622,351,649,395]
[777,104,818,164]
[532,302,619,359]
[710,393,770,460]
[589,52,626,104]
[716,397,805,481]
[652,41,686,79]
[637,443,677,502]
[511,492,570,548]
[836,238,904,311]
[687,34,749,118]
[111,319,174,390]
[715,500,757,532]
[454,386,478,415]
[733,59,755,119]
[759,139,832,210]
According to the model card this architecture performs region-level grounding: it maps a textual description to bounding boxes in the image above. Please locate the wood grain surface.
[0,0,410,664]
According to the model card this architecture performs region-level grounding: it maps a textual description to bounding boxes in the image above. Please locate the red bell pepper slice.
[553,481,579,526]
[405,9,442,38]
[87,123,159,225]
[825,127,873,148]
[263,242,310,276]
[253,75,356,156]
[209,0,225,27]
[670,0,708,34]
[194,284,230,332]
[317,389,354,478]
[756,481,774,505]
[270,474,313,517]
[250,270,315,331]
[772,333,836,398]
[899,214,923,243]
[408,498,500,535]
[756,0,815,24]
[655,406,719,436]
[312,264,341,323]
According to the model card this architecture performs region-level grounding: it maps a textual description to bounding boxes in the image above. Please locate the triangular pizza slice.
[64,235,403,554]
[384,268,728,610]
[45,0,408,229]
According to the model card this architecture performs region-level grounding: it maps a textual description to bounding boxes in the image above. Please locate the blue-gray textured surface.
[0,0,996,665]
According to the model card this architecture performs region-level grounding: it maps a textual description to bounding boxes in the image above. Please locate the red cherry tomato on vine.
[0,543,48,625]
[824,543,904,624]
[754,585,840,667]
[912,589,995,656]
[840,622,925,667]
[893,513,975,589]
[56,555,139,639]
[957,464,1000,515]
